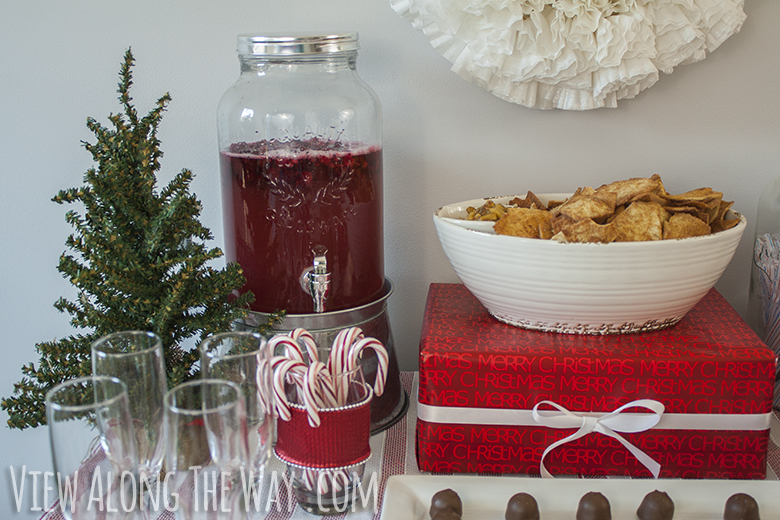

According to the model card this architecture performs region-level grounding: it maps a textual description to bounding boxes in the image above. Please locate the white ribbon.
[416,402,772,431]
[532,399,665,479]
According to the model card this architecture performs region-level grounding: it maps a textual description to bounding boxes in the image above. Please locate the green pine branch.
[2,49,283,430]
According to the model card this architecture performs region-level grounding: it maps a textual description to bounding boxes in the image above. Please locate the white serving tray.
[379,475,780,520]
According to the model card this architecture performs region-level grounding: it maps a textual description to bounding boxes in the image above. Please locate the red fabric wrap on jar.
[275,389,372,469]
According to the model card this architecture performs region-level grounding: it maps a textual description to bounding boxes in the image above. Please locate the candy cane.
[315,469,330,495]
[328,327,364,375]
[304,362,334,407]
[318,371,339,408]
[302,469,317,492]
[271,355,306,390]
[313,468,350,496]
[348,337,389,396]
[301,362,330,427]
[291,328,320,364]
[299,465,356,496]
[268,334,305,362]
[306,359,339,409]
[256,353,273,415]
[329,327,364,403]
[258,335,301,418]
[300,468,330,495]
[272,358,307,421]
[332,470,351,493]
[300,393,321,428]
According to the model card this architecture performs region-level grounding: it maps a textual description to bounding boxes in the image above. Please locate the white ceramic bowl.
[434,194,747,334]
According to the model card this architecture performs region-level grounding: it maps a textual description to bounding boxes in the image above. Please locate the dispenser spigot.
[300,246,331,313]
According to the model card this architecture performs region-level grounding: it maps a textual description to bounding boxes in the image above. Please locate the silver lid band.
[237,33,359,56]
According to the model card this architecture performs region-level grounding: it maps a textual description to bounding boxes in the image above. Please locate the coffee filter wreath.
[389,0,746,110]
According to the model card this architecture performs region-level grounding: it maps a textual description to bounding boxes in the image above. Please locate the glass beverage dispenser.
[218,34,405,430]
[218,33,383,315]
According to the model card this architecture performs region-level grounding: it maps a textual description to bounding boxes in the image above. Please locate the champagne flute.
[164,379,249,520]
[91,331,166,485]
[200,331,273,485]
[46,375,139,520]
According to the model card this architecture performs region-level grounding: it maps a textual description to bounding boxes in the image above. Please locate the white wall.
[1,1,778,517]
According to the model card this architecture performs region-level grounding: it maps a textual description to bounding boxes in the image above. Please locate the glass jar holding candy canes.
[263,327,388,514]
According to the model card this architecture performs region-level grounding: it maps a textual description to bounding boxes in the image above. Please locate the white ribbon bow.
[532,399,665,479]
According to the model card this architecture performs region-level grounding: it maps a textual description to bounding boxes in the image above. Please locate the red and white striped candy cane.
[270,355,306,385]
[303,361,327,408]
[301,466,354,497]
[272,357,307,421]
[255,352,273,415]
[301,361,332,427]
[300,467,332,496]
[306,361,339,408]
[333,469,352,493]
[302,468,318,492]
[315,469,330,495]
[291,328,319,364]
[348,337,389,396]
[328,327,364,375]
[319,371,339,409]
[314,468,350,496]
[328,327,364,403]
[268,334,306,362]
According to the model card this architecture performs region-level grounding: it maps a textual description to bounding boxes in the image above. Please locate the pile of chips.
[465,175,740,243]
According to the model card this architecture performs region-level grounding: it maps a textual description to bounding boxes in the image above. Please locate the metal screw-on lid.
[237,33,359,56]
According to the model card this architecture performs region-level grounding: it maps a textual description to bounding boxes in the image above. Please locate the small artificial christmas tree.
[2,49,281,429]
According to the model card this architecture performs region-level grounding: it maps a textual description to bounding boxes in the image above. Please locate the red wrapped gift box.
[417,284,778,479]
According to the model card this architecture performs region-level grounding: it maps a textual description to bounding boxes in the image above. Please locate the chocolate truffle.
[577,492,611,520]
[637,490,674,520]
[430,489,463,518]
[724,493,760,520]
[506,492,540,520]
[431,509,462,520]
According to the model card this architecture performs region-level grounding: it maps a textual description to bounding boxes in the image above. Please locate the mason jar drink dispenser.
[218,34,406,431]
[218,33,383,315]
